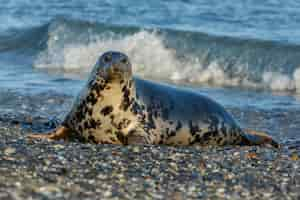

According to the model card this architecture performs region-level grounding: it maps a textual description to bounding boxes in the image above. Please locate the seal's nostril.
[103,54,112,63]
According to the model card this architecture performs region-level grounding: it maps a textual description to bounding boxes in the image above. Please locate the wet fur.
[63,76,246,146]
[54,51,278,147]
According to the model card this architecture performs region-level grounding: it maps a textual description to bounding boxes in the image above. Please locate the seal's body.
[29,51,279,147]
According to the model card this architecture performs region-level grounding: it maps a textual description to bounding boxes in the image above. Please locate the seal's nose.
[111,53,131,74]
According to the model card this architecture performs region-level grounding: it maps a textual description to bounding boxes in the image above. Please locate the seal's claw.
[127,134,148,145]
[28,126,71,141]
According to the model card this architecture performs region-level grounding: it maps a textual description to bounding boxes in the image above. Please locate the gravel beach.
[0,122,299,200]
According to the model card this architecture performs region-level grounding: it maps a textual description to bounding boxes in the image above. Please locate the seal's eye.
[103,54,112,63]
[120,58,128,64]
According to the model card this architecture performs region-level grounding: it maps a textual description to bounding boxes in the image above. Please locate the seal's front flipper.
[126,130,151,145]
[28,126,71,141]
[242,129,280,148]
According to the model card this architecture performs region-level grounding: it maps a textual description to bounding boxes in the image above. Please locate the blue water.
[0,0,300,149]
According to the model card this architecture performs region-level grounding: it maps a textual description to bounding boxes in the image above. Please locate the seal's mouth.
[106,65,131,80]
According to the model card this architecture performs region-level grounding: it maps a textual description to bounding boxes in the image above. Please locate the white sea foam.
[34,28,300,92]
[263,72,296,91]
[293,68,300,91]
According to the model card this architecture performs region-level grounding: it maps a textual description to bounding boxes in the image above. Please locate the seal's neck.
[118,78,136,112]
[94,77,136,112]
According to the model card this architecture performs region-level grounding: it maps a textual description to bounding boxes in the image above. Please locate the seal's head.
[96,51,132,81]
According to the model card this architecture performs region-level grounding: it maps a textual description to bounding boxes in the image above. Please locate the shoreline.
[0,123,299,200]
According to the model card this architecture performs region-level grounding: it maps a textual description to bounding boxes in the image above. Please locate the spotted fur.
[60,51,277,147]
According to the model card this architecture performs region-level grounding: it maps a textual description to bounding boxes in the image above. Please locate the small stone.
[199,160,206,170]
[290,153,299,161]
[245,152,259,160]
[263,192,272,198]
[170,191,184,200]
[133,146,140,153]
[53,144,64,150]
[217,188,225,194]
[170,162,178,171]
[38,185,61,196]
[233,152,240,156]
[103,190,112,197]
[4,147,16,155]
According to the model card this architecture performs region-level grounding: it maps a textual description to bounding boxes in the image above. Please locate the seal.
[29,51,279,147]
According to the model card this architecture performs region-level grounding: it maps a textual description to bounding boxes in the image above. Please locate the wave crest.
[29,18,300,92]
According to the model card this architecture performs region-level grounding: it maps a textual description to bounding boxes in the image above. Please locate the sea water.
[0,0,299,150]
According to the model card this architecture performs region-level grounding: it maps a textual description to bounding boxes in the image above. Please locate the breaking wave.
[2,17,300,92]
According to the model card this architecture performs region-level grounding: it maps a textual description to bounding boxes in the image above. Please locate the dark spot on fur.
[192,130,219,145]
[122,85,127,92]
[87,109,93,116]
[109,137,117,142]
[90,81,106,96]
[105,129,112,134]
[120,85,131,111]
[84,121,89,129]
[138,113,146,124]
[220,122,227,134]
[189,120,200,136]
[88,135,97,143]
[116,131,127,145]
[170,131,177,137]
[205,132,216,141]
[158,134,165,144]
[74,100,88,122]
[109,115,120,129]
[191,134,205,145]
[131,101,141,114]
[89,119,97,129]
[217,137,223,144]
[147,112,156,129]
[78,125,83,133]
[86,93,97,105]
[128,80,133,88]
[101,106,113,116]
[166,128,169,135]
[118,119,131,129]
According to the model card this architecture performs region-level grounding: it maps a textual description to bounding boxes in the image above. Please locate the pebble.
[4,147,16,155]
[291,153,299,161]
[0,122,299,200]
